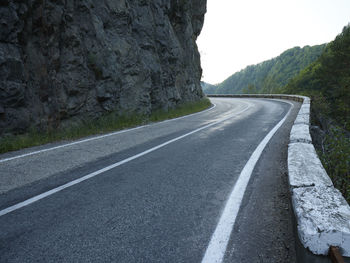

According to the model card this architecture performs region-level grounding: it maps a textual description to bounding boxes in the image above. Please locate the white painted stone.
[288,143,333,188]
[302,97,311,104]
[290,124,312,143]
[298,104,310,115]
[294,113,310,125]
[292,186,350,256]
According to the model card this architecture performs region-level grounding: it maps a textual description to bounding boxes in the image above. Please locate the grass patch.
[308,96,350,203]
[317,126,350,203]
[0,98,211,154]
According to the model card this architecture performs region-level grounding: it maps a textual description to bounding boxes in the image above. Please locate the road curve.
[0,98,300,262]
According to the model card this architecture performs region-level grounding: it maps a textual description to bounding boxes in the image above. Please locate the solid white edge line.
[201,101,294,263]
[0,103,249,217]
[0,103,217,164]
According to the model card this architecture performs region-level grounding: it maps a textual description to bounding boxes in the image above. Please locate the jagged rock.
[0,0,206,134]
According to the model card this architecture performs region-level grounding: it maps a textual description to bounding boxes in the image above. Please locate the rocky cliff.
[0,0,206,135]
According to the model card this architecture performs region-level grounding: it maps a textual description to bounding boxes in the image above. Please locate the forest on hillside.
[281,25,350,201]
[282,26,350,131]
[200,82,217,93]
[203,44,325,94]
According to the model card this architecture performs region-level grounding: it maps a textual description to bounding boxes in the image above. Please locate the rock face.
[0,0,206,135]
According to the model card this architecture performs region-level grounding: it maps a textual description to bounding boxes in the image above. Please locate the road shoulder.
[223,100,300,262]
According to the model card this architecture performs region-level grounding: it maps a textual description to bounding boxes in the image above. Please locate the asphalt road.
[0,98,300,262]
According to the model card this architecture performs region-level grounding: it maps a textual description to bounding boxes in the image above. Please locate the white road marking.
[0,103,249,217]
[0,103,216,164]
[201,101,293,263]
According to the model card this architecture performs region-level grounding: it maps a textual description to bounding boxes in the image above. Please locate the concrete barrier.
[290,124,313,143]
[288,143,333,188]
[207,94,350,258]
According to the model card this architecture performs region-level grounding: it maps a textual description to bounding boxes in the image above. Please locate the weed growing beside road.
[308,95,350,203]
[0,98,211,154]
[317,127,350,203]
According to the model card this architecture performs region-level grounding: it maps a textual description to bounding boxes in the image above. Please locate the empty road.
[0,98,300,262]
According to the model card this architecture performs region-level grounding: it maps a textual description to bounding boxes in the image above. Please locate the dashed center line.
[0,103,250,217]
[0,103,217,164]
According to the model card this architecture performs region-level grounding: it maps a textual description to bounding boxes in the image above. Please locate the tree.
[243,84,257,94]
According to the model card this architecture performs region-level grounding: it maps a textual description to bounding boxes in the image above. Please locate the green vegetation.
[282,25,350,130]
[318,128,350,202]
[203,44,325,94]
[0,98,211,154]
[242,84,257,94]
[281,25,350,202]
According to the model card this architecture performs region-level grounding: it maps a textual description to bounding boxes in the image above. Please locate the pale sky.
[197,0,350,84]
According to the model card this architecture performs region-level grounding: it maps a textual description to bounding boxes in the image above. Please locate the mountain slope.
[282,25,350,202]
[205,44,325,94]
[282,26,350,130]
[200,81,217,94]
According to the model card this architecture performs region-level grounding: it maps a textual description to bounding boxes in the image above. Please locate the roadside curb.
[207,94,350,259]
